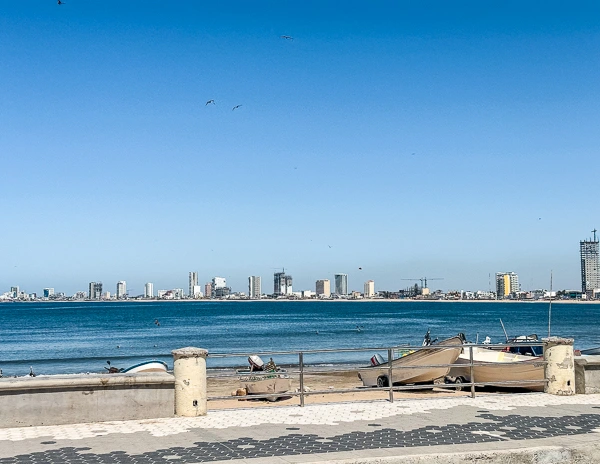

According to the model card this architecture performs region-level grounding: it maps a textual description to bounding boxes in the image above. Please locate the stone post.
[543,337,575,396]
[172,347,208,416]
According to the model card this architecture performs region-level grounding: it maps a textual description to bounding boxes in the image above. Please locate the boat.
[357,334,464,387]
[448,346,544,391]
[238,356,292,400]
[581,346,600,356]
[121,360,169,374]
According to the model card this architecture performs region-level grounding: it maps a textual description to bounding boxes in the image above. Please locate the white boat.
[358,335,464,387]
[122,360,169,374]
[448,346,544,391]
[238,356,292,400]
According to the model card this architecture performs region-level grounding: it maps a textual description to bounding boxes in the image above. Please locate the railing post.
[469,345,475,398]
[299,352,305,407]
[543,337,575,395]
[388,348,394,403]
[172,347,208,416]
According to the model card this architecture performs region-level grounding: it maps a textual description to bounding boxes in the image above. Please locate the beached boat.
[581,346,600,356]
[238,356,292,400]
[122,360,169,374]
[448,346,544,391]
[357,335,464,387]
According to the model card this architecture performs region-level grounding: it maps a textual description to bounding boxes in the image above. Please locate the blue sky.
[1,1,599,295]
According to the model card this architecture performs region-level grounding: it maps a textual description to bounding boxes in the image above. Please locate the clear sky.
[1,1,599,295]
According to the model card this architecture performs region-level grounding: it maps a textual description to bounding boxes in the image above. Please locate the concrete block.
[0,373,175,428]
[575,355,600,394]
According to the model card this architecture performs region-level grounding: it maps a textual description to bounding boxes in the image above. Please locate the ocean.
[0,300,598,377]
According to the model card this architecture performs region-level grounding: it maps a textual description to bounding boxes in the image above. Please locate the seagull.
[232,105,242,111]
[280,35,294,40]
[205,99,215,106]
[328,245,332,248]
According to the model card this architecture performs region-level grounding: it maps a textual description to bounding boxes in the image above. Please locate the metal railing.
[206,341,547,406]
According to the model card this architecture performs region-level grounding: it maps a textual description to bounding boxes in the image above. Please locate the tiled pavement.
[2,394,600,463]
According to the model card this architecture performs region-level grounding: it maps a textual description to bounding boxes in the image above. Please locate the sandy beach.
[207,368,481,410]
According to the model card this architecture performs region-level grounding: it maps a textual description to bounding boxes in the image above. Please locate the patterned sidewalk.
[1,393,600,463]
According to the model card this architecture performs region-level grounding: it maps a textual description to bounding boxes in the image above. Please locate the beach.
[207,368,479,409]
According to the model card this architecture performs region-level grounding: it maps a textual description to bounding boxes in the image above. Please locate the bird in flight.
[232,105,242,111]
[280,35,294,40]
[57,0,65,4]
[358,267,362,270]
[205,99,215,106]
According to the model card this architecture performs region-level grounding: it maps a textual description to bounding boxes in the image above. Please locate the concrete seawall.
[0,373,174,427]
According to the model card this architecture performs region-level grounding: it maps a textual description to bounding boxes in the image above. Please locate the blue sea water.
[0,300,598,377]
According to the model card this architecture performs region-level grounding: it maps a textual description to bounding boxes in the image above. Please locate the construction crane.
[400,277,444,292]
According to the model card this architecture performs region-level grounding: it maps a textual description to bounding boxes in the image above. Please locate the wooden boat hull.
[239,371,292,397]
[358,336,463,387]
[449,348,544,391]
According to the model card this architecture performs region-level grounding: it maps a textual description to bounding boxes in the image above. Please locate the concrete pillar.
[543,337,575,396]
[172,347,208,416]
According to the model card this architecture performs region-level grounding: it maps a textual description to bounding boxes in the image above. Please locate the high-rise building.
[334,273,348,295]
[144,282,154,298]
[248,276,261,299]
[364,280,375,298]
[116,281,127,299]
[204,282,213,299]
[212,277,226,289]
[43,288,55,298]
[10,286,19,298]
[274,271,292,295]
[316,279,331,298]
[495,272,519,299]
[581,230,600,296]
[189,272,199,297]
[88,282,103,300]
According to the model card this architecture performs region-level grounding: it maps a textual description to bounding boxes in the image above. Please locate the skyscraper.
[274,271,292,295]
[334,273,348,295]
[248,276,261,299]
[316,279,331,298]
[144,282,154,298]
[88,282,103,300]
[364,280,375,298]
[116,281,127,299]
[581,230,600,296]
[189,271,199,297]
[495,272,519,299]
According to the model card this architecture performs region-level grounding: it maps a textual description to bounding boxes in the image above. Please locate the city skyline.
[4,229,599,296]
[2,2,599,294]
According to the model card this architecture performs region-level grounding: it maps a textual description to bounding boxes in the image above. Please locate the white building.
[192,285,203,299]
[212,277,227,289]
[144,282,154,298]
[116,281,127,299]
[364,280,375,298]
[302,290,316,299]
[248,276,261,299]
[189,271,199,297]
[43,288,55,298]
[316,279,331,298]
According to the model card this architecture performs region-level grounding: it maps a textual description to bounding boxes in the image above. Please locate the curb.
[306,443,600,464]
